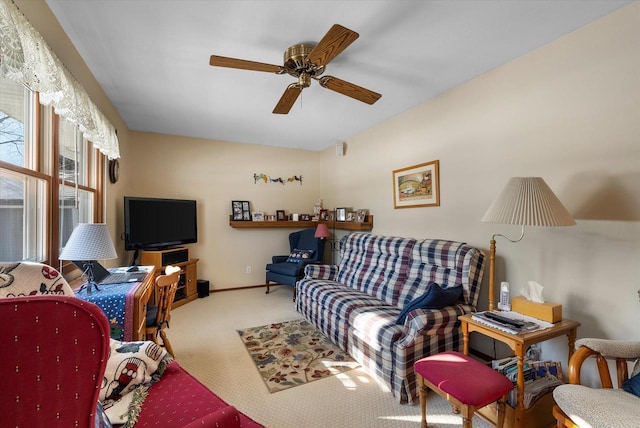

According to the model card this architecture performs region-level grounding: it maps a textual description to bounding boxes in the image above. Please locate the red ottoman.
[414,351,513,428]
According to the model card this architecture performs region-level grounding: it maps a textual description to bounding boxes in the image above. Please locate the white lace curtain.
[0,0,120,159]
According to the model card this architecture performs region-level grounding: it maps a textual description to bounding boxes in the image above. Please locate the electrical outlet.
[245,266,251,274]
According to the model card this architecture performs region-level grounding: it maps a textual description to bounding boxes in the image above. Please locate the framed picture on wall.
[232,200,251,221]
[392,160,440,208]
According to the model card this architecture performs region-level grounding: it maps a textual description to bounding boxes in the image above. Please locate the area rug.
[237,319,359,393]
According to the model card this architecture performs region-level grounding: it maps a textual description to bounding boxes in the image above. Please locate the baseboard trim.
[211,284,267,293]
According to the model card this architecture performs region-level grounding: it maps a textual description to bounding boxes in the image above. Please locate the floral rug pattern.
[237,319,359,393]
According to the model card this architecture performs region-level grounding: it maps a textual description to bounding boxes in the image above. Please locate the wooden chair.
[145,265,181,357]
[553,338,640,427]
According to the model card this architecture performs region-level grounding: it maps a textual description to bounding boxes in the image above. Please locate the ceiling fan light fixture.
[209,24,380,114]
[298,73,311,88]
[284,44,317,76]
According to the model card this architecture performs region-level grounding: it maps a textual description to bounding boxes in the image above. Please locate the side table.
[458,314,580,428]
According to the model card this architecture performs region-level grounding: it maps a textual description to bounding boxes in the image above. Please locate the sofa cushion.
[400,240,472,306]
[553,385,639,427]
[296,280,390,350]
[265,262,301,276]
[286,248,315,263]
[336,233,413,305]
[395,283,462,325]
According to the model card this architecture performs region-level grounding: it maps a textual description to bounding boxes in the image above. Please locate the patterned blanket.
[100,339,172,427]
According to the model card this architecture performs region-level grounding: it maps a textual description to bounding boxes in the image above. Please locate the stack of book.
[491,357,564,408]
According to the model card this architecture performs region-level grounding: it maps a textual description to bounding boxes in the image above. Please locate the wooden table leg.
[462,321,470,355]
[567,327,577,358]
[418,375,428,428]
[515,343,525,428]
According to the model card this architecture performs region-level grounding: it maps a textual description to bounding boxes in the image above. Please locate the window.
[0,76,104,264]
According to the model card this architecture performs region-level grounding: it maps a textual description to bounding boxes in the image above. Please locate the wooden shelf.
[229,215,373,231]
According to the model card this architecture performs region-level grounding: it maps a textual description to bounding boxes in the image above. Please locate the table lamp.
[59,223,118,294]
[481,177,575,311]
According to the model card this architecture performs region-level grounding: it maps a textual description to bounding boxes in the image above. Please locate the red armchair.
[0,292,263,427]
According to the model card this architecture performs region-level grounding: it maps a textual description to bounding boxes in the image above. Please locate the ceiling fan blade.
[307,24,359,67]
[318,76,381,105]
[209,55,284,74]
[273,84,302,114]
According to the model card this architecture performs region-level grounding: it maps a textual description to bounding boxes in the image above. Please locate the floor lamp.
[481,177,575,311]
[59,223,118,294]
[314,223,335,265]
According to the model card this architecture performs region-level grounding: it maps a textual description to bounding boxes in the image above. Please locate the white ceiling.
[45,0,631,152]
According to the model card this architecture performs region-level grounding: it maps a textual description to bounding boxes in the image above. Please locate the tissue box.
[512,296,562,323]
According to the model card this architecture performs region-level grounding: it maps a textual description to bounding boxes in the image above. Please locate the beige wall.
[23,0,639,379]
[320,3,640,366]
[125,132,321,288]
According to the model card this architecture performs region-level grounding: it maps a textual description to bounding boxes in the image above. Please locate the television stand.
[141,247,189,266]
[141,248,199,309]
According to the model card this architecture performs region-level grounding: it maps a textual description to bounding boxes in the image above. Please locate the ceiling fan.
[209,24,381,114]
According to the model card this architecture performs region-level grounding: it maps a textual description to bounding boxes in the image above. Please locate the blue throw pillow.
[622,372,640,397]
[286,248,315,263]
[396,282,462,325]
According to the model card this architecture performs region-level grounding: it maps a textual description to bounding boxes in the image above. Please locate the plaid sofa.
[295,232,485,403]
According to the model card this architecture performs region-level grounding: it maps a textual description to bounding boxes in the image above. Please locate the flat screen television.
[124,196,197,251]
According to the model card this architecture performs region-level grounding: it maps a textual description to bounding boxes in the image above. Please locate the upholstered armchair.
[553,338,640,427]
[1,296,112,428]
[1,262,264,427]
[265,228,326,298]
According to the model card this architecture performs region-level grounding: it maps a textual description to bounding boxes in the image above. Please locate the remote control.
[484,312,525,328]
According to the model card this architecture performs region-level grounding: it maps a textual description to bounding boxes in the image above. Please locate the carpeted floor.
[168,286,494,428]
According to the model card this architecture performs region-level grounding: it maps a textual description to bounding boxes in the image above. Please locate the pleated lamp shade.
[482,177,575,227]
[59,223,118,261]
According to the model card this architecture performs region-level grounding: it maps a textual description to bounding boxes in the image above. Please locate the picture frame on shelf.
[392,160,440,209]
[328,210,336,221]
[266,215,276,221]
[346,211,356,222]
[276,210,286,221]
[336,207,347,222]
[356,209,368,223]
[300,214,311,221]
[232,200,251,221]
[252,211,264,221]
[319,209,328,221]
